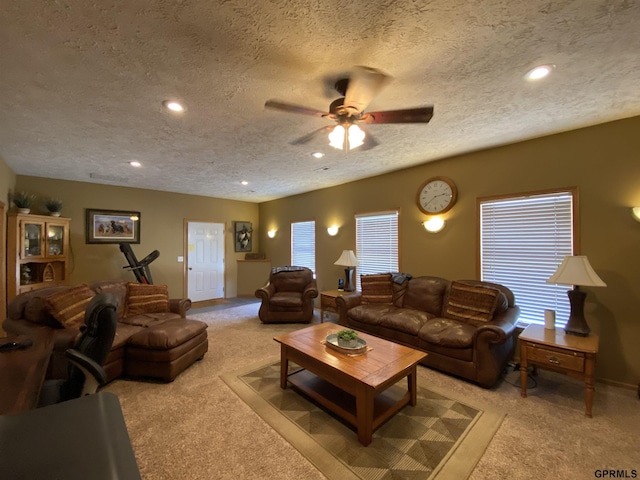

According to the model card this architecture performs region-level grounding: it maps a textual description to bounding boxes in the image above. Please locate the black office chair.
[38,293,118,407]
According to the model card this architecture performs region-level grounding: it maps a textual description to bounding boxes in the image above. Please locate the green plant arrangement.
[43,198,63,216]
[336,328,359,347]
[11,191,36,212]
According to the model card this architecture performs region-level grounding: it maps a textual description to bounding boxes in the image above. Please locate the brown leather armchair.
[255,266,318,323]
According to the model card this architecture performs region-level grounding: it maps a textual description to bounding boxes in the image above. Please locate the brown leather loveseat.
[336,274,520,388]
[3,280,208,383]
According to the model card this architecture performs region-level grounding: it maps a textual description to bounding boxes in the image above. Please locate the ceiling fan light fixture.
[328,125,346,149]
[328,124,365,150]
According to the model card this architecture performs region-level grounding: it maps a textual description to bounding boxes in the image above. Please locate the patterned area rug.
[222,358,505,480]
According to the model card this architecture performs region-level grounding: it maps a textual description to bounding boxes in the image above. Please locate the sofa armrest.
[169,298,192,318]
[255,282,276,301]
[474,306,520,346]
[335,292,363,325]
[302,280,319,299]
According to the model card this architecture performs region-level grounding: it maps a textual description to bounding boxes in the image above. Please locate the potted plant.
[44,198,63,216]
[11,191,36,214]
[336,328,359,348]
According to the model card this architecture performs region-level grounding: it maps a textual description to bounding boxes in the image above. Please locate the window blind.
[479,191,574,326]
[355,211,399,291]
[291,220,316,275]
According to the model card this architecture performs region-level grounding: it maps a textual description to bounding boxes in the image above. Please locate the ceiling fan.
[264,66,434,152]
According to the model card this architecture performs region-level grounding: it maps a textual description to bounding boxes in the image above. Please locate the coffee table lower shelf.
[287,368,411,439]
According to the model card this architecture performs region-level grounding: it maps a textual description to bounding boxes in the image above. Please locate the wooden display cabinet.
[7,213,71,302]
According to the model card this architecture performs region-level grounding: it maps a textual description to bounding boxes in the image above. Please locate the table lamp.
[546,255,606,336]
[334,250,359,292]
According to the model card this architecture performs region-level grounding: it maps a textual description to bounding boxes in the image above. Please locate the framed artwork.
[234,221,253,252]
[86,209,141,244]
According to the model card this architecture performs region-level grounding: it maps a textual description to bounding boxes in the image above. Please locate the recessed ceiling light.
[525,64,556,81]
[129,161,142,167]
[241,181,249,186]
[163,100,185,112]
[311,152,325,159]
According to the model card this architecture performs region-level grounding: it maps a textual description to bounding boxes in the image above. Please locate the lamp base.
[563,288,590,337]
[344,267,355,292]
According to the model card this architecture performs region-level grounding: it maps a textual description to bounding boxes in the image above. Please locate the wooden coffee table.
[274,323,427,446]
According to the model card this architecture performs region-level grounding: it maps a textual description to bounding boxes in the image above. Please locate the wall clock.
[416,176,457,214]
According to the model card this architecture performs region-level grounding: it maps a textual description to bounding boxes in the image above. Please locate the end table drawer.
[526,344,585,372]
[322,296,338,309]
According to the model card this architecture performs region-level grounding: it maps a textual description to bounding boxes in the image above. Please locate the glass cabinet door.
[47,224,65,256]
[23,222,44,257]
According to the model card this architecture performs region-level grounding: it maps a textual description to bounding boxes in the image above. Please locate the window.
[478,189,577,327]
[291,220,315,275]
[355,211,399,291]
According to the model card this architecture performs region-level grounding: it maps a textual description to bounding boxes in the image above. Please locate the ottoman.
[124,319,208,382]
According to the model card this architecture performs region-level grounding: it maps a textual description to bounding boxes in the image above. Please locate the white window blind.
[355,211,399,291]
[479,191,574,326]
[291,220,316,275]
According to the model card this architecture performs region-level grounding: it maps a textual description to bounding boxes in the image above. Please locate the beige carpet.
[104,303,640,480]
[222,357,504,479]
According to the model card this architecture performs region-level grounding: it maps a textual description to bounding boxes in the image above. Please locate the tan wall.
[13,177,260,299]
[259,115,640,386]
[0,155,17,204]
[1,155,17,322]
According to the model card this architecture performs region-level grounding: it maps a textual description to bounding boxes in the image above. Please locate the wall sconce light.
[632,207,640,223]
[423,217,445,233]
[267,229,276,238]
[327,225,339,236]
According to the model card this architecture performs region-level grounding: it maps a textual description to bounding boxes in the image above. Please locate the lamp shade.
[546,255,606,287]
[334,250,359,267]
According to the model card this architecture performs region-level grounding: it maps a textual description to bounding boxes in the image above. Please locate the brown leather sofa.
[336,274,520,388]
[255,266,318,323]
[3,281,208,383]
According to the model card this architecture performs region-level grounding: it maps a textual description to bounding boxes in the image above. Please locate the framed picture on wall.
[86,209,140,244]
[234,221,252,252]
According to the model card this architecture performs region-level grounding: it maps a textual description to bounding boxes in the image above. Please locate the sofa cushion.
[24,296,64,328]
[125,283,169,317]
[127,319,207,350]
[270,292,303,308]
[402,276,450,315]
[120,314,167,328]
[347,304,393,326]
[444,281,501,324]
[91,281,128,319]
[44,284,96,329]
[418,318,477,348]
[379,308,433,336]
[360,273,393,304]
[8,285,68,326]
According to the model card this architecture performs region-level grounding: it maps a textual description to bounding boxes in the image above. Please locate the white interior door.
[187,222,225,302]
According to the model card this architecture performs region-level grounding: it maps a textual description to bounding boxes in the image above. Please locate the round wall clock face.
[416,176,458,214]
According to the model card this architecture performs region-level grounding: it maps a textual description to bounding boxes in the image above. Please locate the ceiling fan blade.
[343,66,391,115]
[290,125,334,145]
[265,100,329,118]
[360,106,434,124]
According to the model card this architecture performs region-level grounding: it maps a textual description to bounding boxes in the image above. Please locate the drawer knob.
[547,355,560,364]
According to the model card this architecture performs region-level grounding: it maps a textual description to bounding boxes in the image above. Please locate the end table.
[519,324,599,417]
[319,289,347,323]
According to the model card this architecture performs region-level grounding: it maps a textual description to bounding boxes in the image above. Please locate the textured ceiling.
[1,1,639,203]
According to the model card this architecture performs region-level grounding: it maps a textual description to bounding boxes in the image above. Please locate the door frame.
[182,219,227,302]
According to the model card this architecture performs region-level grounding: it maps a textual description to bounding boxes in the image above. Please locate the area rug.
[221,358,505,480]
